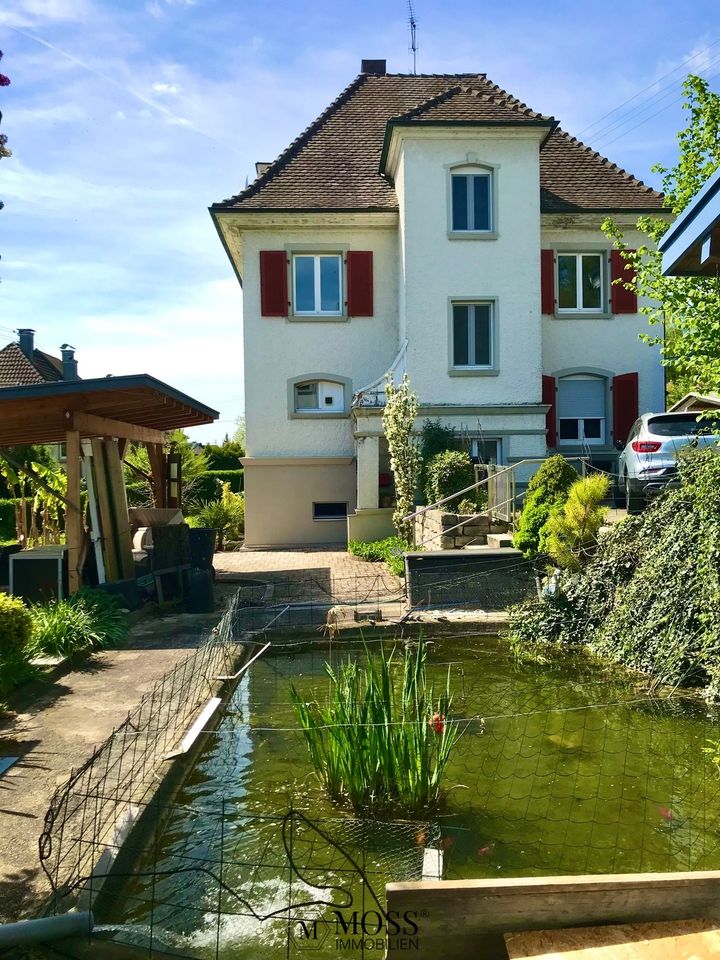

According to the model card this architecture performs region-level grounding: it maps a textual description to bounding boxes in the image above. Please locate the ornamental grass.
[290,637,461,815]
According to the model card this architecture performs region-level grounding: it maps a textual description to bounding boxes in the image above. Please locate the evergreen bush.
[544,474,610,570]
[513,456,579,558]
[0,593,32,660]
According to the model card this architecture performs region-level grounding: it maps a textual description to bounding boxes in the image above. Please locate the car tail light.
[631,440,662,453]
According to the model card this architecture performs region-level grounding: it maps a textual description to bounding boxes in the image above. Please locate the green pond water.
[101,635,720,958]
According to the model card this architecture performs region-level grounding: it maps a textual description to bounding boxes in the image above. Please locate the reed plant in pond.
[290,637,461,815]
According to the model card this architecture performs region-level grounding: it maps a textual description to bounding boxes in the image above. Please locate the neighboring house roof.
[212,72,665,215]
[667,392,720,412]
[659,167,720,275]
[0,342,64,388]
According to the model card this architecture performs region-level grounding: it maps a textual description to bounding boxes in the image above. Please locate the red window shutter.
[542,375,557,449]
[259,251,288,317]
[346,251,373,317]
[612,372,639,445]
[610,249,637,314]
[540,249,555,315]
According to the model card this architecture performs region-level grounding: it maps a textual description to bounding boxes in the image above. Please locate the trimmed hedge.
[192,470,244,502]
[0,499,19,542]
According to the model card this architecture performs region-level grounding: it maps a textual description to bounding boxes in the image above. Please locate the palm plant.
[290,637,461,815]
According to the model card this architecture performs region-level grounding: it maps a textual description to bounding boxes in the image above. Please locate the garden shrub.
[191,484,245,549]
[348,536,408,576]
[30,589,128,658]
[419,420,458,492]
[508,448,720,696]
[0,593,33,661]
[0,594,35,703]
[424,450,475,508]
[513,455,579,559]
[193,469,244,502]
[544,474,610,570]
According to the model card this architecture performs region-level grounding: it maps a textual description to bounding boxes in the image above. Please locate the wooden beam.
[386,872,720,960]
[65,430,83,595]
[70,411,166,445]
[146,442,167,509]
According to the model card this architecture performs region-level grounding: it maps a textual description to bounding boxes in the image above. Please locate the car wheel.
[625,475,644,515]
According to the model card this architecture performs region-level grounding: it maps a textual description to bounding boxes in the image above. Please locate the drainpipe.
[0,911,93,947]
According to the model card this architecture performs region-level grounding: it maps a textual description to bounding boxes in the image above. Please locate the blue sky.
[0,0,718,443]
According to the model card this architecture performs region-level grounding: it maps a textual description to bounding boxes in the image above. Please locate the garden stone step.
[486,533,514,549]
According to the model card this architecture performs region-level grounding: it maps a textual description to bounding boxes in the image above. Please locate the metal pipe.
[0,911,93,947]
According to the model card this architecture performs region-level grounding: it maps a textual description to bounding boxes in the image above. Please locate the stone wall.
[414,509,509,550]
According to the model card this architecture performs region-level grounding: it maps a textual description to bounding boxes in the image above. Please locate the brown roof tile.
[212,73,664,214]
[0,342,64,388]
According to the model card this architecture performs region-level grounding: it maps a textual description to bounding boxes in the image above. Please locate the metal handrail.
[352,339,409,407]
[414,491,520,549]
[403,456,589,524]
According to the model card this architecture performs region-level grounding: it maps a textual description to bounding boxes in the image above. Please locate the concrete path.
[0,591,236,924]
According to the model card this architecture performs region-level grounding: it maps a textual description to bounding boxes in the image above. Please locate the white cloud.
[151,81,181,95]
[0,0,91,28]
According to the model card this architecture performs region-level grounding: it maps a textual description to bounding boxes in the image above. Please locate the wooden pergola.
[0,375,218,593]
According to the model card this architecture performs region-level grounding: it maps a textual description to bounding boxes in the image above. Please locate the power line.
[577,37,720,139]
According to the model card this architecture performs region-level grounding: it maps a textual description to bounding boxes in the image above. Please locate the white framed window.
[292,254,342,316]
[294,379,345,414]
[557,253,604,313]
[451,173,492,232]
[558,374,606,445]
[451,302,493,368]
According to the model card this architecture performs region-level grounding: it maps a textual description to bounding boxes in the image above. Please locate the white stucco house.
[211,60,666,548]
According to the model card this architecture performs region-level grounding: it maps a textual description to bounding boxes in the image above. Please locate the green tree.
[383,374,420,543]
[544,474,610,571]
[603,75,720,403]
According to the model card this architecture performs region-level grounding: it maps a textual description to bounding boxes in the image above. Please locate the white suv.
[617,411,720,513]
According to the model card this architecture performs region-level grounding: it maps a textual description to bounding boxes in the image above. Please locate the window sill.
[287,314,350,323]
[447,231,498,242]
[448,367,499,377]
[551,311,612,321]
[289,411,349,420]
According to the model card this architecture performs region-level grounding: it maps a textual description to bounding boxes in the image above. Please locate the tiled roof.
[396,83,554,124]
[0,342,64,388]
[212,72,664,214]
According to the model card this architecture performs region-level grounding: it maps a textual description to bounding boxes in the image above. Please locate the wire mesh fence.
[37,568,720,958]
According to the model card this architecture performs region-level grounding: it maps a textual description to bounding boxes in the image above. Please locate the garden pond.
[97,633,720,958]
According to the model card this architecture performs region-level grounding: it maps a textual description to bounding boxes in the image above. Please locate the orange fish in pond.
[658,806,673,822]
[440,836,455,851]
[477,843,495,857]
[415,829,427,846]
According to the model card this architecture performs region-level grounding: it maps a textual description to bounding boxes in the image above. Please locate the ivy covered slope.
[508,448,720,696]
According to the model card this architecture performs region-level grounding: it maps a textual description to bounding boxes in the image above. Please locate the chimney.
[17,328,35,359]
[60,343,78,382]
[361,59,386,76]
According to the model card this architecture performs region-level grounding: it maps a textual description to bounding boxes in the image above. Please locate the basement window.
[313,502,348,521]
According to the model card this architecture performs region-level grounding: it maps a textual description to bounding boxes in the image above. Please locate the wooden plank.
[146,442,167,509]
[103,440,135,580]
[385,872,720,960]
[505,919,720,959]
[65,430,83,594]
[71,411,166,445]
[91,438,118,582]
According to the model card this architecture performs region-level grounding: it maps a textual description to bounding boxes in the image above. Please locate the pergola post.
[145,442,167,509]
[65,429,83,594]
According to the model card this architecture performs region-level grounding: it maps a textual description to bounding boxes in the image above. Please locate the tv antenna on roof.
[408,0,418,74]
